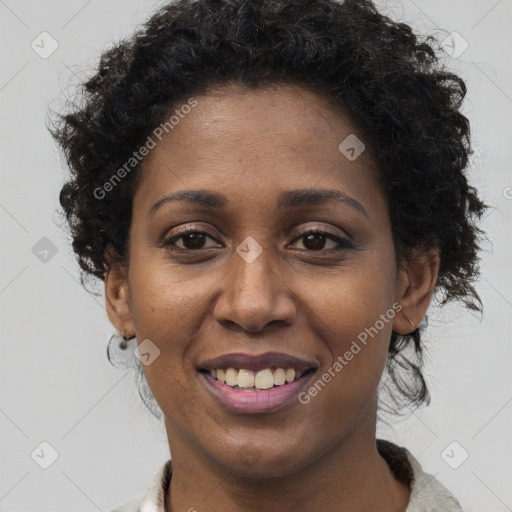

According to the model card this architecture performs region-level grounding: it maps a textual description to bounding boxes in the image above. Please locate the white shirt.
[110,444,464,512]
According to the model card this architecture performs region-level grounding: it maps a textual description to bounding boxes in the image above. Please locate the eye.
[160,226,354,253]
[160,228,221,251]
[289,227,354,252]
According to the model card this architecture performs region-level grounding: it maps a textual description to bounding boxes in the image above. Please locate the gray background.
[0,0,511,510]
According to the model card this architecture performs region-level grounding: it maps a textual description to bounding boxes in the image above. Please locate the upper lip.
[198,351,319,373]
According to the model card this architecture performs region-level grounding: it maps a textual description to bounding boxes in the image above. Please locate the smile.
[204,367,307,390]
[200,370,315,414]
[197,351,318,414]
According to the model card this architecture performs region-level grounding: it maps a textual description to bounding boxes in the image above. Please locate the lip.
[198,351,318,373]
[200,370,316,414]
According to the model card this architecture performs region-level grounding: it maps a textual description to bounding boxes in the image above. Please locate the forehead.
[134,83,380,213]
[151,82,363,156]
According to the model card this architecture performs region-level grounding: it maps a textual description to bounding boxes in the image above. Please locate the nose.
[213,245,297,333]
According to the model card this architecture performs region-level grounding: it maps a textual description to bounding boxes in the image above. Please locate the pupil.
[184,233,205,249]
[305,234,324,250]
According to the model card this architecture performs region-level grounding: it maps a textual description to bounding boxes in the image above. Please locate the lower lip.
[200,372,314,414]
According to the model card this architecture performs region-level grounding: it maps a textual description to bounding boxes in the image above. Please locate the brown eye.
[290,228,354,252]
[305,233,334,250]
[161,229,221,251]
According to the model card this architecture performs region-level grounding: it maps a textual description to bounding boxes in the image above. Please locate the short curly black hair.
[48,0,488,417]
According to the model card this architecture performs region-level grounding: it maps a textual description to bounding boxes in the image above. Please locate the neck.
[164,403,411,511]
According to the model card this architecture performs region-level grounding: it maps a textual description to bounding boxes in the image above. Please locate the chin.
[210,440,314,479]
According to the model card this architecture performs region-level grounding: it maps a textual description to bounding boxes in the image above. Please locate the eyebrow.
[149,188,369,220]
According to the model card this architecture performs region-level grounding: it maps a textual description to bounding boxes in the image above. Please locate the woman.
[50,0,487,510]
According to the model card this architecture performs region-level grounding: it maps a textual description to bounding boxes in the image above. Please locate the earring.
[107,330,134,351]
[122,329,135,346]
[401,312,417,335]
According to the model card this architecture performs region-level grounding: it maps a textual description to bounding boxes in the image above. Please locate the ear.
[392,244,440,335]
[104,245,135,337]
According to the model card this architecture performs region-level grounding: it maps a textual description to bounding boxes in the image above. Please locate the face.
[106,83,436,477]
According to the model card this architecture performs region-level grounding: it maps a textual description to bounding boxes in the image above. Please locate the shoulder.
[403,448,465,512]
[108,459,172,512]
[377,439,464,512]
[109,496,142,512]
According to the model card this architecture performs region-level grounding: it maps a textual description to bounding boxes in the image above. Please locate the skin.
[105,83,440,511]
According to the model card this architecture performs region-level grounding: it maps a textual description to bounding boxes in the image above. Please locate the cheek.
[305,257,396,345]
[299,260,395,409]
[126,257,224,412]
[298,299,393,443]
[128,252,205,339]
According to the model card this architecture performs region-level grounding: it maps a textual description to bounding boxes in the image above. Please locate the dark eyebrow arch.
[279,189,369,220]
[149,189,227,216]
[149,188,369,220]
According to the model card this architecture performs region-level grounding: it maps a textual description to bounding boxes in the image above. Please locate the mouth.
[197,351,318,413]
[198,366,315,391]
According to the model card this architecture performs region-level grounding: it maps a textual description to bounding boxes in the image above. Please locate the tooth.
[218,367,302,389]
[255,369,274,389]
[237,369,255,388]
[217,368,226,384]
[285,368,295,383]
[225,368,238,386]
[273,368,286,385]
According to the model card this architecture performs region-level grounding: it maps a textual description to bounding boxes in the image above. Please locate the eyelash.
[160,226,354,253]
